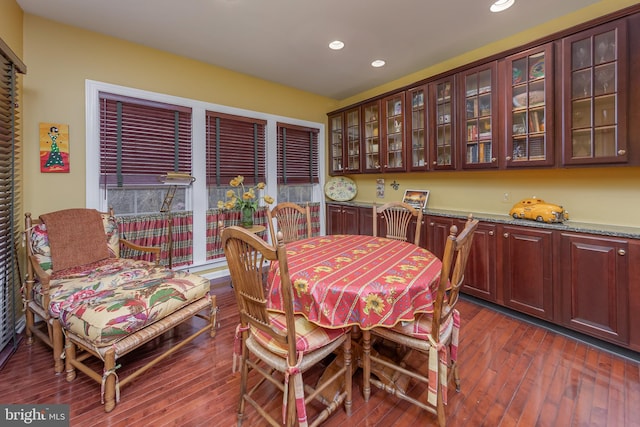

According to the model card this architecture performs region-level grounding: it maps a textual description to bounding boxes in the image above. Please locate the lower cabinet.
[559,233,629,345]
[326,203,360,235]
[460,219,498,303]
[329,206,638,351]
[500,225,554,321]
[426,216,498,303]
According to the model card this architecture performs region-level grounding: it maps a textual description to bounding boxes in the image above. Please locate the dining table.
[266,234,444,401]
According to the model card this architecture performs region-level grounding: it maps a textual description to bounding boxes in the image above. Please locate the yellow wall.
[336,0,640,228]
[16,0,640,227]
[0,0,23,53]
[21,14,338,215]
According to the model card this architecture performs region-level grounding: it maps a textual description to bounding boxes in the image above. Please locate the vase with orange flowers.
[217,175,274,228]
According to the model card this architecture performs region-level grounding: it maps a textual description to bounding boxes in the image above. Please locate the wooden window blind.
[206,111,267,185]
[276,122,319,184]
[0,37,26,367]
[99,93,192,186]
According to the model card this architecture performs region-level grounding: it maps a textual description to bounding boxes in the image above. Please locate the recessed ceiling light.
[490,0,515,12]
[371,59,386,68]
[329,40,345,50]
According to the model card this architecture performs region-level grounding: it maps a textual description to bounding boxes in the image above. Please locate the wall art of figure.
[39,122,70,173]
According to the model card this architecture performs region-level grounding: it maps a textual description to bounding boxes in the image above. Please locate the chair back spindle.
[373,201,423,245]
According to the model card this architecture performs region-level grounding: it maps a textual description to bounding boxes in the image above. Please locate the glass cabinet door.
[328,113,344,175]
[562,20,628,165]
[362,100,381,172]
[407,85,428,171]
[460,63,497,168]
[505,44,554,167]
[382,93,406,172]
[429,76,456,170]
[345,107,361,173]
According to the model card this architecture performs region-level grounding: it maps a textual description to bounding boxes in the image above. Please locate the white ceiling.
[17,0,599,99]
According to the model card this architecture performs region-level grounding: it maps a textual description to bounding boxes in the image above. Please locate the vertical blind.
[206,111,267,185]
[99,93,193,186]
[277,122,319,184]
[0,37,26,367]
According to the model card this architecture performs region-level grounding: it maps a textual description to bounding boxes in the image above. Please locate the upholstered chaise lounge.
[23,208,217,412]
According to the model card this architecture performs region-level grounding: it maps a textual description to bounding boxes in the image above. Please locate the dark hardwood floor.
[1,284,639,426]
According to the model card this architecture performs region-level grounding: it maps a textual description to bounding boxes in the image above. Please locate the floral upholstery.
[28,213,210,346]
[55,259,210,345]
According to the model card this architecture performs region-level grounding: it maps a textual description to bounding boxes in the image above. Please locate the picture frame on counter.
[402,189,430,210]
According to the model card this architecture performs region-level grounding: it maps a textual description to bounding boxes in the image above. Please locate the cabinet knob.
[503,232,509,238]
[505,156,512,161]
[491,157,497,162]
[432,161,437,165]
[430,222,435,226]
[618,249,626,256]
[488,231,494,236]
[618,149,626,155]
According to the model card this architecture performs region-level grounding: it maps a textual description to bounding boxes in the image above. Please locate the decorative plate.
[324,177,357,201]
[529,58,545,79]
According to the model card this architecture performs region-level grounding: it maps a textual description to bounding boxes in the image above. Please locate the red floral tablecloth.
[267,234,442,330]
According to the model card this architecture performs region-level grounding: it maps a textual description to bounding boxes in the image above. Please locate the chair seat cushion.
[389,309,454,342]
[251,312,348,357]
[53,259,210,346]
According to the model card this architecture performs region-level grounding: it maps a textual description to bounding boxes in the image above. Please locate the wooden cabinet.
[459,219,498,302]
[328,107,361,175]
[362,100,381,173]
[359,205,374,236]
[429,76,456,170]
[559,233,629,345]
[427,216,497,302]
[381,93,407,172]
[330,207,639,349]
[561,19,628,165]
[500,225,555,321]
[460,62,499,169]
[425,215,454,258]
[406,85,429,171]
[326,203,360,235]
[504,44,555,167]
[328,10,640,173]
[328,113,344,175]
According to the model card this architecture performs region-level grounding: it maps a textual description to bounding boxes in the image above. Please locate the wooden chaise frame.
[23,209,218,412]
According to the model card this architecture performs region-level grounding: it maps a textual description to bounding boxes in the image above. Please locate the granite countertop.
[326,200,640,239]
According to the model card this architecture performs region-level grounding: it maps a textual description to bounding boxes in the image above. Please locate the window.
[86,80,325,274]
[206,111,267,208]
[0,38,26,366]
[276,122,319,203]
[99,93,195,266]
[99,93,192,215]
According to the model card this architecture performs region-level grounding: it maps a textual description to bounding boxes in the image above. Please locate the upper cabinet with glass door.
[460,63,498,169]
[328,112,344,175]
[344,107,361,173]
[382,93,406,172]
[429,76,456,170]
[505,44,554,167]
[407,85,428,171]
[328,107,361,175]
[362,100,382,173]
[562,19,628,165]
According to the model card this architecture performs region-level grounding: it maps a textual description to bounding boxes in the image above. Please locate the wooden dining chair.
[266,202,312,244]
[373,201,423,245]
[222,225,352,427]
[362,214,479,427]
